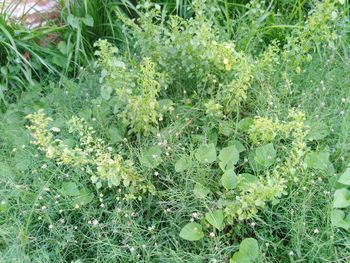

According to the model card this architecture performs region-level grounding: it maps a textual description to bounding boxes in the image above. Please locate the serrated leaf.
[139,146,162,168]
[219,145,239,171]
[254,143,276,168]
[331,209,350,230]
[338,169,350,185]
[221,170,238,190]
[205,209,224,229]
[333,188,350,208]
[195,143,216,164]
[179,223,204,241]
[194,183,210,198]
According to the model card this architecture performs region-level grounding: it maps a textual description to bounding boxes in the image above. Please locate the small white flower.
[92,219,99,226]
[209,232,215,238]
[289,251,294,256]
[313,228,319,234]
[48,224,54,229]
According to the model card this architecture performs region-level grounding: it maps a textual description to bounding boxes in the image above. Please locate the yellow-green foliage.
[94,40,162,134]
[26,110,155,200]
[248,116,281,145]
[223,110,309,221]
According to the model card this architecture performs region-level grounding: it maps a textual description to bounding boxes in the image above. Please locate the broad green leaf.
[221,170,238,190]
[219,145,239,171]
[179,223,204,241]
[67,14,80,29]
[333,188,350,208]
[306,122,329,141]
[338,169,350,185]
[61,182,80,196]
[254,143,276,168]
[239,238,259,259]
[331,209,350,230]
[238,117,254,132]
[108,127,123,144]
[194,183,210,198]
[230,140,245,153]
[58,41,68,55]
[238,173,259,191]
[139,146,162,168]
[175,156,191,172]
[101,85,113,100]
[72,189,94,207]
[230,251,251,263]
[305,151,331,170]
[195,143,217,164]
[82,15,94,27]
[231,238,259,263]
[205,209,224,229]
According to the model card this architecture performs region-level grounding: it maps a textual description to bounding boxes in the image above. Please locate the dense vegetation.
[1,0,350,262]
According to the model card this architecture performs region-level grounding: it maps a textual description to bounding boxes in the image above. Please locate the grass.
[1,0,350,262]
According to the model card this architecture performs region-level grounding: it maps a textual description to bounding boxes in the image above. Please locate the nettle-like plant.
[179,110,310,238]
[26,110,155,200]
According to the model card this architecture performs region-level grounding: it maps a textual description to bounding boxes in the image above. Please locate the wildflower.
[209,232,215,238]
[92,219,99,226]
[313,228,319,234]
[48,224,54,229]
[289,251,294,256]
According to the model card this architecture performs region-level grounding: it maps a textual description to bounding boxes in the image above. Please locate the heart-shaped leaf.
[221,170,238,190]
[179,223,204,241]
[139,146,162,168]
[67,14,80,29]
[254,143,276,168]
[82,14,94,27]
[338,169,350,185]
[61,182,80,196]
[175,156,192,172]
[205,209,224,229]
[306,121,330,141]
[195,143,217,164]
[333,188,350,208]
[231,238,259,263]
[331,209,350,230]
[193,183,210,198]
[219,145,239,171]
[305,151,331,170]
